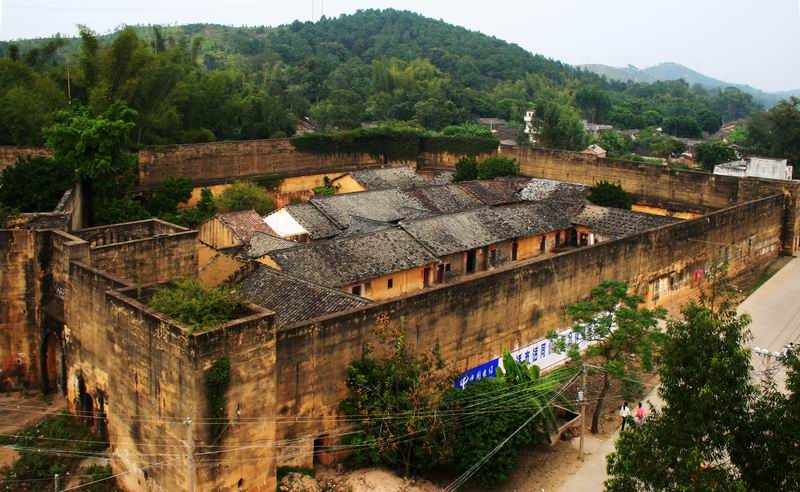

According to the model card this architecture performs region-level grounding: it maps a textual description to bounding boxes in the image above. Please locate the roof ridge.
[246,263,374,303]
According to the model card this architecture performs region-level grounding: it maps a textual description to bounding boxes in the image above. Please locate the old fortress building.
[2,139,800,490]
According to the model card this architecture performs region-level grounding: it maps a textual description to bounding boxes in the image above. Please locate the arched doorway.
[42,332,65,395]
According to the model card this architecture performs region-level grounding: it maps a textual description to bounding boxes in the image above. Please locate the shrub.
[452,157,478,182]
[147,176,193,216]
[216,180,274,216]
[589,181,634,210]
[476,156,519,180]
[147,279,246,333]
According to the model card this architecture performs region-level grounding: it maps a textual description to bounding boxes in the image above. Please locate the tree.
[216,181,274,215]
[662,115,702,138]
[309,89,365,130]
[536,101,588,151]
[548,281,665,434]
[147,177,194,216]
[414,98,458,131]
[606,263,756,491]
[0,156,74,212]
[695,108,722,133]
[43,101,142,224]
[746,97,800,176]
[589,181,633,210]
[449,353,575,487]
[340,315,455,477]
[575,86,612,123]
[695,140,737,171]
[594,130,629,158]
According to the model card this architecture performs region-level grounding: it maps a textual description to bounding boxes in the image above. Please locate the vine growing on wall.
[206,356,232,443]
[290,125,499,162]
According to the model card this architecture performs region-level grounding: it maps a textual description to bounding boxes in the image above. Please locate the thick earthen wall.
[273,193,785,465]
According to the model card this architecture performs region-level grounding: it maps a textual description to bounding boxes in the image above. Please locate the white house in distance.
[714,157,793,181]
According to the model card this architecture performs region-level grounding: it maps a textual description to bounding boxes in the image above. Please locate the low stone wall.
[0,146,52,171]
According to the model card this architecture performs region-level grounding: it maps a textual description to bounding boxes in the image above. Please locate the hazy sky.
[1,0,799,92]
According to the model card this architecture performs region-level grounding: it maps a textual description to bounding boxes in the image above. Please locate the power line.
[4,2,312,11]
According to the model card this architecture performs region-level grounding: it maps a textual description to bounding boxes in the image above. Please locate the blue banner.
[454,358,500,389]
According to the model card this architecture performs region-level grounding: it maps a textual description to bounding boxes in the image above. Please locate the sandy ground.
[0,394,66,468]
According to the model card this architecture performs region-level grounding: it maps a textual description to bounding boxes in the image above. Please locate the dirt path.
[0,394,67,468]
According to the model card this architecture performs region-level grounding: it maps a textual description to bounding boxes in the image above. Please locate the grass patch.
[277,466,316,481]
[0,411,108,490]
[147,279,247,333]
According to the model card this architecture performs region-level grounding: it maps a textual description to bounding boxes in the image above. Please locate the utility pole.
[186,417,195,492]
[65,60,72,106]
[578,363,587,461]
[54,473,59,492]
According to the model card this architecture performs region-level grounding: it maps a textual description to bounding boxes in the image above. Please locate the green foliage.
[291,124,424,161]
[449,356,575,487]
[44,102,138,191]
[277,466,315,481]
[695,140,738,171]
[339,316,456,477]
[80,464,119,492]
[535,101,588,150]
[588,181,634,210]
[441,122,494,138]
[312,176,340,196]
[662,115,702,138]
[147,279,246,333]
[593,130,629,158]
[746,97,800,176]
[159,187,217,229]
[253,174,285,191]
[548,280,665,434]
[0,411,108,489]
[0,156,74,212]
[216,180,274,216]
[147,176,193,216]
[206,356,232,443]
[476,155,519,179]
[606,263,761,491]
[453,157,479,182]
[93,196,150,226]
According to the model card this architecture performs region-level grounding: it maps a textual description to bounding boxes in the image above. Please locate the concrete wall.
[273,193,785,465]
[137,139,383,189]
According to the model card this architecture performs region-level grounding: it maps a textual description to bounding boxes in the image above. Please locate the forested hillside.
[0,9,764,146]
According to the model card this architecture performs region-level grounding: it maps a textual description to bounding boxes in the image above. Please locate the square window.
[387,278,393,289]
[351,285,361,296]
[445,263,451,272]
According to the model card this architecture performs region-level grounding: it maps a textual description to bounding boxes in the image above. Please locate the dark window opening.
[387,278,393,289]
[511,242,519,261]
[351,285,361,296]
[436,265,445,284]
[489,248,498,267]
[539,236,546,253]
[423,267,432,288]
[466,250,477,274]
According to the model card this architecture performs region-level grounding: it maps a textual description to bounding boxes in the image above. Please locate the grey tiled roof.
[283,203,341,239]
[336,216,395,238]
[401,203,568,257]
[405,185,483,215]
[430,171,455,185]
[246,232,296,259]
[267,228,439,287]
[459,176,531,205]
[571,204,681,239]
[309,189,428,229]
[518,178,590,203]
[347,167,432,190]
[238,264,372,326]
[216,210,274,243]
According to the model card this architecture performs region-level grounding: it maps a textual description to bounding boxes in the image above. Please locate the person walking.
[620,402,631,431]
[636,402,645,425]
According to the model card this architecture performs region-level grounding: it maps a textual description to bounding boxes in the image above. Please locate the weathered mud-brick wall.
[137,139,383,189]
[273,193,786,466]
[66,266,277,492]
[494,145,800,253]
[0,146,52,171]
[0,229,41,388]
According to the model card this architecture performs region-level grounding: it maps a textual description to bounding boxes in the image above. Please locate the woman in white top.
[620,402,631,431]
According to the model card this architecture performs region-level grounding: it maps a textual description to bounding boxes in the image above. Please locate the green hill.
[0,9,767,146]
